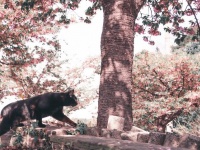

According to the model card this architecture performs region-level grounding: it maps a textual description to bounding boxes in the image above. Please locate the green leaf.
[192,36,198,41]
[175,38,181,45]
[84,17,91,24]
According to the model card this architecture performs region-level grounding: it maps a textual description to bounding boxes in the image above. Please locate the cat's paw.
[72,122,77,127]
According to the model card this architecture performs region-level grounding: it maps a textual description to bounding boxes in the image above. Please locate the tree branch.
[186,0,200,36]
[0,60,25,66]
[134,84,166,97]
[156,108,184,132]
[153,69,170,90]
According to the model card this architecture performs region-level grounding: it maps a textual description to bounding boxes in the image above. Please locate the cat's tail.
[0,115,12,136]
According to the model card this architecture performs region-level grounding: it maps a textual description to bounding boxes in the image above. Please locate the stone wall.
[50,135,186,150]
[50,126,199,150]
[1,125,200,149]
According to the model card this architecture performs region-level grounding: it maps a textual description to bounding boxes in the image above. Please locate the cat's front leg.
[35,113,46,128]
[52,112,77,127]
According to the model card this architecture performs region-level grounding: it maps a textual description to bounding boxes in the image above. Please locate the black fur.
[0,89,78,136]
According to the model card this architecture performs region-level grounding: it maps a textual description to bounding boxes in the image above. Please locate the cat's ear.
[66,88,74,97]
[69,89,74,97]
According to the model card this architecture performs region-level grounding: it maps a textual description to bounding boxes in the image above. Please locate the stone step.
[85,127,200,150]
[50,135,188,150]
[1,125,199,149]
[164,132,200,150]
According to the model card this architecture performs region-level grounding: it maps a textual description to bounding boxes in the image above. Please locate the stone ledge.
[148,132,166,145]
[50,135,188,150]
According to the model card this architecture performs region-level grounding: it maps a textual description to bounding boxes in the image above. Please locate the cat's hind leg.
[0,115,12,136]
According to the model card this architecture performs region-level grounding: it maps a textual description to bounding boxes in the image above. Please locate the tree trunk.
[97,0,145,131]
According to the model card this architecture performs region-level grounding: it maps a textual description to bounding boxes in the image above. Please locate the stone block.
[148,132,166,145]
[101,128,111,138]
[107,115,124,131]
[121,131,140,142]
[51,128,69,136]
[137,132,150,143]
[101,129,122,139]
[110,129,123,139]
[179,134,200,150]
[131,126,147,132]
[86,127,100,137]
[164,132,181,147]
[51,142,66,150]
[50,135,182,150]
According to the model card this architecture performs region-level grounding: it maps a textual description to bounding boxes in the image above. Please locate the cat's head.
[63,89,78,107]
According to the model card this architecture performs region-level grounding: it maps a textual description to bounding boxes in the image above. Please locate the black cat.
[0,89,78,136]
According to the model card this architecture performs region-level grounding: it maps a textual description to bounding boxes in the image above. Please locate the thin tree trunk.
[97,0,143,131]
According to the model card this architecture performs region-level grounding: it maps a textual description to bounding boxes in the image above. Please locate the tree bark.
[97,0,145,131]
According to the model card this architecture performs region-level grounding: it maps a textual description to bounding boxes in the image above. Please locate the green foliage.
[174,34,186,45]
[85,1,102,16]
[10,122,52,149]
[133,50,200,133]
[65,121,88,135]
[175,108,200,129]
[1,121,88,149]
[12,132,23,146]
[21,0,35,12]
[185,42,200,54]
[138,0,200,45]
[172,34,200,55]
[174,108,200,135]
[75,121,88,134]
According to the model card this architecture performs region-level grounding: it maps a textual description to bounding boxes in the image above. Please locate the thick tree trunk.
[97,0,145,131]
